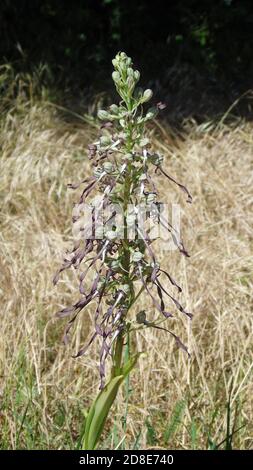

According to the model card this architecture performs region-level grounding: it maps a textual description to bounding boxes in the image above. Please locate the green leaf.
[121,352,144,376]
[83,352,143,450]
[83,375,124,450]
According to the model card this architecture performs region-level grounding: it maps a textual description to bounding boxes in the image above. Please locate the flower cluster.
[54,52,192,388]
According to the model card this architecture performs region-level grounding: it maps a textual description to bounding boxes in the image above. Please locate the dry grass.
[0,75,253,449]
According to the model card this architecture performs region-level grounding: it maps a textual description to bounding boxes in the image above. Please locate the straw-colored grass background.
[0,72,252,449]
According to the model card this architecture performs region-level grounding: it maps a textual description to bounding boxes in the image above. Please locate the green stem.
[111,118,135,378]
[82,53,154,450]
[122,329,130,449]
[112,331,124,377]
[128,285,145,310]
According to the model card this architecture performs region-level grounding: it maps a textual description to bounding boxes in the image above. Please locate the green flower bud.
[134,70,140,82]
[112,71,121,83]
[140,137,150,147]
[98,110,110,120]
[100,135,112,147]
[94,167,103,178]
[132,251,143,263]
[142,89,153,103]
[119,284,130,294]
[109,104,119,114]
[145,107,158,120]
[103,161,114,173]
[127,77,135,90]
[127,67,134,77]
[111,260,121,271]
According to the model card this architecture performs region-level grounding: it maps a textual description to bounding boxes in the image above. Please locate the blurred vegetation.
[1,0,253,119]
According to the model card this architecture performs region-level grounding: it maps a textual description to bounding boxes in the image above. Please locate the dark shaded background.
[1,0,253,121]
